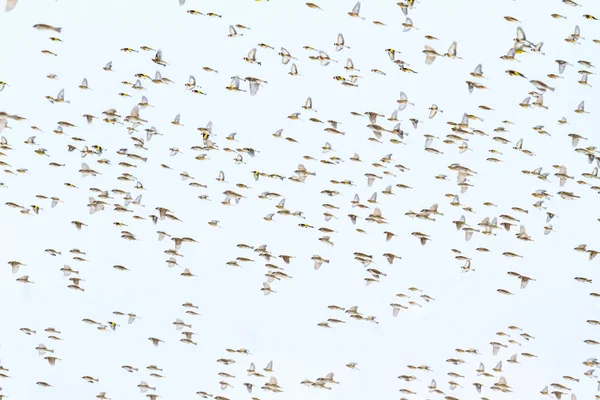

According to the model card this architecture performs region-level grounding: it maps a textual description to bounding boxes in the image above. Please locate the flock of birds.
[2,0,600,399]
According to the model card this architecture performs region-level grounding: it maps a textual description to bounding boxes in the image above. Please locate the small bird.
[348,1,365,19]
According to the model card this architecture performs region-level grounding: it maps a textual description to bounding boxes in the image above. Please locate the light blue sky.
[1,0,600,399]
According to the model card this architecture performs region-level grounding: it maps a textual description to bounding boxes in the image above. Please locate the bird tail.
[54,27,62,33]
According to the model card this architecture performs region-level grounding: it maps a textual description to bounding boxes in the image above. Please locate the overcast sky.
[1,0,600,399]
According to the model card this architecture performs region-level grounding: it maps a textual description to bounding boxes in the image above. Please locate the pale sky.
[1,0,600,399]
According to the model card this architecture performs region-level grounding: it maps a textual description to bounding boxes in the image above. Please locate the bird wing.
[6,0,17,12]
[448,41,457,56]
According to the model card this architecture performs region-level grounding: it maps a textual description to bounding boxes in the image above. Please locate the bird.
[347,2,365,19]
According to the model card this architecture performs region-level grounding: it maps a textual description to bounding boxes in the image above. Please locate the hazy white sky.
[1,0,600,399]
